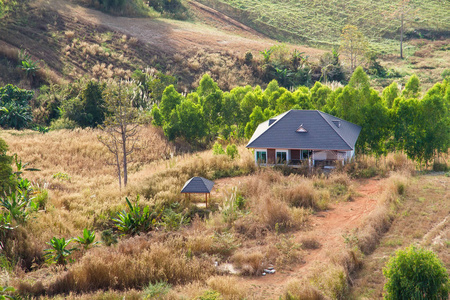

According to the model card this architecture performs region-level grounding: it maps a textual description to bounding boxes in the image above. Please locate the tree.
[382,82,400,109]
[402,74,421,99]
[159,85,182,122]
[389,0,417,59]
[98,82,140,188]
[383,246,449,299]
[339,25,369,71]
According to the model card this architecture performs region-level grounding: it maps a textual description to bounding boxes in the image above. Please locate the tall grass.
[46,236,214,294]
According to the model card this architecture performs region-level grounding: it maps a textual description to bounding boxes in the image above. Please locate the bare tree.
[339,25,369,71]
[98,82,140,189]
[389,0,417,59]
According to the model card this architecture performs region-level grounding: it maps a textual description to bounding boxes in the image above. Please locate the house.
[246,110,361,167]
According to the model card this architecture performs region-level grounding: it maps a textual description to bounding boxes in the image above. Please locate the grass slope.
[350,174,450,299]
[197,0,450,52]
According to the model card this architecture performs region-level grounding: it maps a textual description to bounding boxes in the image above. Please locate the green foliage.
[383,246,449,300]
[101,229,118,246]
[402,75,421,99]
[147,0,188,19]
[225,144,238,159]
[0,285,16,300]
[74,228,100,250]
[112,195,155,235]
[52,172,71,181]
[44,237,77,265]
[0,191,29,224]
[143,281,171,299]
[0,139,14,194]
[0,84,33,129]
[212,141,225,155]
[159,206,190,230]
[49,117,77,130]
[60,80,106,128]
[197,290,222,300]
[18,49,40,79]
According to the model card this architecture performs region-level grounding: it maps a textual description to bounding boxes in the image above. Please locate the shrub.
[143,281,171,299]
[212,141,225,155]
[0,84,33,129]
[49,118,77,130]
[225,144,238,159]
[383,246,449,300]
[112,196,155,235]
[0,138,14,194]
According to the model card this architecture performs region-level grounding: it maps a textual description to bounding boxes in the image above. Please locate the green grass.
[197,0,450,52]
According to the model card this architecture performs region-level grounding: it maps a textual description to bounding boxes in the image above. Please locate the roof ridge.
[246,110,292,148]
[198,177,209,192]
[317,111,353,150]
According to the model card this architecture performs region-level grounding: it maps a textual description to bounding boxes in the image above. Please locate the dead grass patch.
[284,279,325,300]
[47,236,214,295]
[230,250,264,275]
[206,276,247,300]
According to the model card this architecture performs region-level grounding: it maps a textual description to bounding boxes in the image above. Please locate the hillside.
[196,0,450,51]
[0,0,323,91]
[1,0,448,93]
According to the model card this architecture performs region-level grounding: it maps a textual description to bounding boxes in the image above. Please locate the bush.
[0,138,14,194]
[0,84,33,129]
[225,144,239,160]
[212,141,225,155]
[50,118,77,130]
[383,246,449,300]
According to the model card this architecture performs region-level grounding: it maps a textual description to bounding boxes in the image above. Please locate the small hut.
[181,177,215,208]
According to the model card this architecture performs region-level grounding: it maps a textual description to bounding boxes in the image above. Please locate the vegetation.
[383,246,449,299]
[44,237,77,265]
[196,0,449,52]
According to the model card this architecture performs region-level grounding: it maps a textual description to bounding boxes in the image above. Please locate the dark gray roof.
[181,177,215,193]
[246,110,361,151]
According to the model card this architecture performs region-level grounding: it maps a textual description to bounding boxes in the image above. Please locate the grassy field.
[1,127,446,299]
[196,0,450,52]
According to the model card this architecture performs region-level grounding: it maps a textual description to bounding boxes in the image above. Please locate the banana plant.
[44,237,77,265]
[74,228,100,250]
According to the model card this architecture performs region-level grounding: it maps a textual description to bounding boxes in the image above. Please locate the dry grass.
[284,279,325,300]
[45,236,214,295]
[206,276,248,300]
[356,172,409,254]
[230,250,264,275]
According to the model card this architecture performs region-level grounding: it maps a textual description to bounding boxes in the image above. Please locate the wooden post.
[205,193,208,208]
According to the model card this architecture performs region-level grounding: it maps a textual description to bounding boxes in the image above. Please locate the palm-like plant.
[0,286,16,300]
[44,237,77,265]
[113,196,153,235]
[0,191,28,223]
[74,228,100,250]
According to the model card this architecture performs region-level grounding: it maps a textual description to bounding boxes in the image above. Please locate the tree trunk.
[115,150,122,190]
[122,125,128,187]
[400,13,404,59]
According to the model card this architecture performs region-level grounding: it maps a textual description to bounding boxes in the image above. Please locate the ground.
[209,176,381,298]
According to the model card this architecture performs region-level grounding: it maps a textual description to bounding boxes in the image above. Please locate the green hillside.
[197,0,450,52]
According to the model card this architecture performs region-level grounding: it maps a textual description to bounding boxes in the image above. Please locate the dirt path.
[33,0,323,57]
[212,177,381,299]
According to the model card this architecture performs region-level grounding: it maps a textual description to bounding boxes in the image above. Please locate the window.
[276,151,287,164]
[256,151,267,163]
[301,150,310,160]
